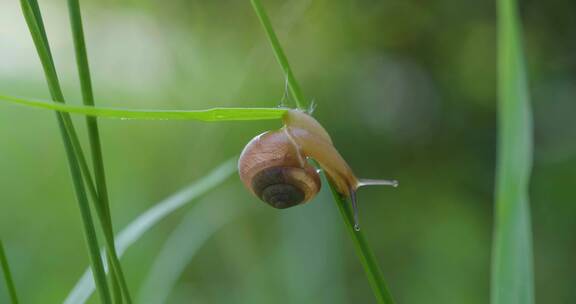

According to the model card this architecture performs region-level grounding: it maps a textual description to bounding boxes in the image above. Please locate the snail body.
[238,109,397,230]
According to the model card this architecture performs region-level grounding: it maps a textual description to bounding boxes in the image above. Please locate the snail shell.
[238,129,321,208]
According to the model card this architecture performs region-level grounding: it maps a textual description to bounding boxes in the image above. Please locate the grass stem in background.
[19,0,111,302]
[65,158,237,304]
[138,197,244,303]
[250,0,307,110]
[492,0,534,303]
[66,0,132,301]
[0,240,19,304]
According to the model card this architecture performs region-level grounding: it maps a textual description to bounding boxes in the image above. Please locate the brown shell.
[238,129,321,208]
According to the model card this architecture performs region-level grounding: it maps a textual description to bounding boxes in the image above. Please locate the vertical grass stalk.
[0,240,19,304]
[250,0,306,110]
[19,0,112,302]
[66,0,132,302]
[492,0,534,303]
[328,183,395,304]
[249,1,395,303]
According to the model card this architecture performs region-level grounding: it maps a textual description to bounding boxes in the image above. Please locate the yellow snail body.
[238,109,397,230]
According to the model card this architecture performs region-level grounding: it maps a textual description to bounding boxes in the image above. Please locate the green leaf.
[491,0,534,303]
[65,158,237,304]
[250,0,307,110]
[0,240,19,304]
[0,94,287,122]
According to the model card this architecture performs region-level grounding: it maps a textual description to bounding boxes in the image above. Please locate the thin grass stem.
[327,182,395,304]
[66,0,132,302]
[248,2,396,302]
[18,0,111,302]
[250,0,306,110]
[0,240,19,304]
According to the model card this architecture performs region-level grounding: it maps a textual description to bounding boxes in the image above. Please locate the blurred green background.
[1,0,575,303]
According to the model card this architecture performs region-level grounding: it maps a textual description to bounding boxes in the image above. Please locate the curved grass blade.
[138,196,244,303]
[0,94,287,121]
[491,0,534,303]
[19,0,111,302]
[65,158,237,304]
[66,0,131,301]
[0,240,19,304]
[250,0,306,110]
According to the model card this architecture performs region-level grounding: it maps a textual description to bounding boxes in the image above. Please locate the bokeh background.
[1,0,575,303]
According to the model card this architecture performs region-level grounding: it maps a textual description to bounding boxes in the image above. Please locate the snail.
[238,109,397,231]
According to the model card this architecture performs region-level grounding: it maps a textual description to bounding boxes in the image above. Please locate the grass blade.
[491,0,534,303]
[250,0,306,110]
[0,240,19,304]
[138,196,244,303]
[327,182,395,304]
[65,158,237,304]
[18,0,111,302]
[0,94,287,121]
[66,0,131,301]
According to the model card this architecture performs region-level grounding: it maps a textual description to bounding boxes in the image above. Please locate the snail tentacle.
[358,178,399,188]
